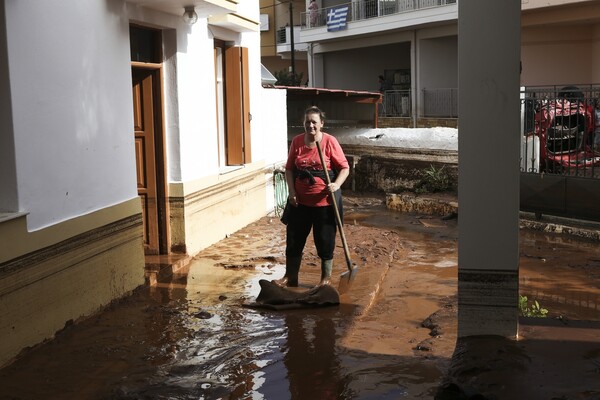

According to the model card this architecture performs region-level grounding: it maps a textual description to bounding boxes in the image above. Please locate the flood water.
[0,195,599,399]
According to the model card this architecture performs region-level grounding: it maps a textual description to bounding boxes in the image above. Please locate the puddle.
[0,194,599,399]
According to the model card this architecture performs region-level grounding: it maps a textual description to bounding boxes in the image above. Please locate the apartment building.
[275,0,600,126]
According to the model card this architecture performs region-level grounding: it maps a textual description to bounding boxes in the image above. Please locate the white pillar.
[458,0,521,337]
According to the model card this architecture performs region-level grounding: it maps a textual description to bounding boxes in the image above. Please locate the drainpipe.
[289,1,296,82]
[411,29,417,128]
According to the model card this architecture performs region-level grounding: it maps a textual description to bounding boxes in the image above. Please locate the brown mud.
[0,193,599,400]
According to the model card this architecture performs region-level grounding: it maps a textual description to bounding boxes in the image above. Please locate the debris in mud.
[422,302,457,337]
[414,340,433,352]
[194,311,213,319]
[220,263,258,269]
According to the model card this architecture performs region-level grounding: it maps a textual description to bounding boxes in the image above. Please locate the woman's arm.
[285,169,298,206]
[328,167,349,193]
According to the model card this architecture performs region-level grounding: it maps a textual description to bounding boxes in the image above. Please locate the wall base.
[458,269,519,338]
[0,211,145,367]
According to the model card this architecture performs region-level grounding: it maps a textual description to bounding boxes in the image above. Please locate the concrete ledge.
[519,212,600,241]
[386,192,458,216]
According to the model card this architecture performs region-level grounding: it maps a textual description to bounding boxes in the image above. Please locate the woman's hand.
[327,182,339,193]
[288,193,298,207]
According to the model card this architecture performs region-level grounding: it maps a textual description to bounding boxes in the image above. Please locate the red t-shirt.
[285,132,349,207]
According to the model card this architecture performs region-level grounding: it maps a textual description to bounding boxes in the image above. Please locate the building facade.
[0,0,287,367]
[297,0,600,125]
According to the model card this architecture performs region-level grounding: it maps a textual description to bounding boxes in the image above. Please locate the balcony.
[301,0,457,30]
[276,25,309,58]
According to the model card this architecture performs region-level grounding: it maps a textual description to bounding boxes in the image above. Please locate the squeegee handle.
[315,140,353,272]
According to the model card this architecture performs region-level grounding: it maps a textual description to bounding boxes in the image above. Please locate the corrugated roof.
[274,86,382,103]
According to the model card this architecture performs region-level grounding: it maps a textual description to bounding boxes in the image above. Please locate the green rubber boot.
[318,259,333,287]
[273,256,301,287]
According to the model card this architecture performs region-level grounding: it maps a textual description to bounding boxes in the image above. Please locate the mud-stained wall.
[0,199,145,368]
[169,166,272,256]
[341,144,458,193]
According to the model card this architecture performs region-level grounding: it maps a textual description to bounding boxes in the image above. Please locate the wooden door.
[132,68,159,254]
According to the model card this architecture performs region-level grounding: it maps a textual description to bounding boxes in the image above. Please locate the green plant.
[519,295,548,317]
[273,69,304,86]
[414,164,452,194]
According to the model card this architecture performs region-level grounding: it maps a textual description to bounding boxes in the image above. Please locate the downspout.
[411,29,418,128]
[289,1,296,81]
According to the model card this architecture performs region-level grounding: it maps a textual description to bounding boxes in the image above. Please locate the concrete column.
[310,49,324,88]
[458,0,521,337]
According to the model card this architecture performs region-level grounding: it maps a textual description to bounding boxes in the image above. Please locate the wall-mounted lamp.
[182,6,198,25]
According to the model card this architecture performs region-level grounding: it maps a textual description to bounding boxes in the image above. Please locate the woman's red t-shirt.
[285,132,349,207]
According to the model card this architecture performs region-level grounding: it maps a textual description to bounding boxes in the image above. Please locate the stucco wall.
[419,35,458,89]
[6,0,137,231]
[521,24,596,86]
[323,42,411,92]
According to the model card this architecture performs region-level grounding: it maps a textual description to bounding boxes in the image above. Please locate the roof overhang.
[126,0,237,18]
[277,86,382,104]
[208,13,260,32]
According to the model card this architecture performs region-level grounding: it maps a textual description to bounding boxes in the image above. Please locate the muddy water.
[519,230,600,320]
[0,195,599,399]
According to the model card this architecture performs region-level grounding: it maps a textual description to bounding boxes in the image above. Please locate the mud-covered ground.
[0,193,599,400]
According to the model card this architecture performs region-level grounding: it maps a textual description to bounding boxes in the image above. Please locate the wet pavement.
[0,194,599,400]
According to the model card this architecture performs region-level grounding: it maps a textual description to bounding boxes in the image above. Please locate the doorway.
[130,25,169,255]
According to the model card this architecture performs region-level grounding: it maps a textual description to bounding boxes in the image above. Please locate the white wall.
[176,19,221,182]
[0,2,17,213]
[419,35,458,89]
[594,24,600,83]
[521,25,593,86]
[256,87,288,167]
[6,0,137,230]
[323,42,410,91]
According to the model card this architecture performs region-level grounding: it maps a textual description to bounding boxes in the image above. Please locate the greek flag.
[326,5,348,32]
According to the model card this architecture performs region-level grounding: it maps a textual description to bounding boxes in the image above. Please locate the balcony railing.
[302,0,457,29]
[276,25,308,53]
[422,88,458,118]
[381,90,411,117]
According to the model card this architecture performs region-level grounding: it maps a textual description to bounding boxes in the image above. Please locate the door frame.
[131,61,170,254]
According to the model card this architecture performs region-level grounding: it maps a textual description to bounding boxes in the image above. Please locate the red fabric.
[285,132,349,207]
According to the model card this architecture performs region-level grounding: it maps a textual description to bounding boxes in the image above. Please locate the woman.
[308,0,318,27]
[274,106,350,288]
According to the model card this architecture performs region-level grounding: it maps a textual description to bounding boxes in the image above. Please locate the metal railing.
[276,27,287,44]
[302,0,456,29]
[422,88,458,118]
[380,90,411,117]
[521,85,600,177]
[379,88,458,118]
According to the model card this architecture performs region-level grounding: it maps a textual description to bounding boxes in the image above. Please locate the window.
[130,25,162,63]
[214,41,252,167]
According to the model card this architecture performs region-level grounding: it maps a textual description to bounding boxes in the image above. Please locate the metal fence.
[422,88,458,118]
[381,90,411,117]
[521,85,600,178]
[302,0,456,29]
[379,88,458,118]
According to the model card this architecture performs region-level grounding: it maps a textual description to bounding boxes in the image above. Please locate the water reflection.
[283,312,344,399]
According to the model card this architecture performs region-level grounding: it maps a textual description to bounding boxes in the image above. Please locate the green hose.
[273,169,288,217]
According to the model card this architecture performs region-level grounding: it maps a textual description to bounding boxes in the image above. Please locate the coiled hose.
[273,169,288,217]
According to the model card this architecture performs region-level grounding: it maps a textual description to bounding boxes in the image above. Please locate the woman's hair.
[304,105,325,122]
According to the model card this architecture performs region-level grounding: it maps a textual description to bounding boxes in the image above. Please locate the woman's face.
[304,112,323,137]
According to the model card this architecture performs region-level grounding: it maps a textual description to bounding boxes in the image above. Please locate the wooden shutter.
[224,46,251,165]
